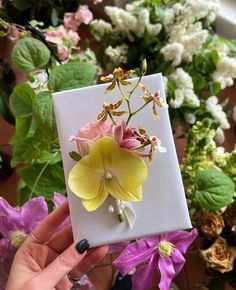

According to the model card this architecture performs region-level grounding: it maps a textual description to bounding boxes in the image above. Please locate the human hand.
[5,201,108,290]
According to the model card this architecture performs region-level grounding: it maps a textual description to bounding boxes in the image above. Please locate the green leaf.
[12,37,50,72]
[210,82,221,96]
[195,169,235,211]
[49,61,96,92]
[192,74,207,94]
[167,79,176,100]
[69,151,82,162]
[28,20,44,27]
[19,164,66,200]
[33,91,52,130]
[10,0,31,11]
[10,83,35,117]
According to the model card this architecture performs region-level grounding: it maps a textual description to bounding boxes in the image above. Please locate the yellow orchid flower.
[68,137,148,212]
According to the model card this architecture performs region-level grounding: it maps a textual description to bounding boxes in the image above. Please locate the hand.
[5,201,108,290]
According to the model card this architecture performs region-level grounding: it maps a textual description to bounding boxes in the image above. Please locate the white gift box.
[52,73,191,247]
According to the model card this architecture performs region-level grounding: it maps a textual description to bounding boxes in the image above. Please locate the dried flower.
[68,137,148,211]
[223,201,236,233]
[201,237,236,273]
[198,212,224,237]
[101,68,133,93]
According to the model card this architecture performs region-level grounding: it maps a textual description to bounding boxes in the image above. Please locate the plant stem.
[107,111,117,125]
[28,151,59,200]
[126,99,152,126]
[128,76,142,100]
[117,81,128,101]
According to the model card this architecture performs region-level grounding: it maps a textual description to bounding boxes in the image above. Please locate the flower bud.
[140,59,147,76]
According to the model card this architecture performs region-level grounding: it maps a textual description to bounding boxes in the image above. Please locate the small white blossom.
[214,127,225,144]
[184,113,196,124]
[168,68,200,108]
[163,8,175,32]
[212,56,236,89]
[205,96,230,130]
[90,19,113,37]
[215,146,226,156]
[125,4,135,13]
[105,43,128,66]
[160,42,184,66]
[176,0,220,25]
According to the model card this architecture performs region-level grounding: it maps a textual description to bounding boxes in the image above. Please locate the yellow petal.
[68,153,104,200]
[81,187,108,212]
[105,81,116,93]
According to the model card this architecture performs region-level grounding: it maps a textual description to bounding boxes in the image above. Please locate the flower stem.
[128,76,142,100]
[126,99,152,126]
[117,81,128,101]
[28,151,59,200]
[107,111,117,125]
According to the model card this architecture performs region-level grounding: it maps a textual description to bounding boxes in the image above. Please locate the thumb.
[35,239,89,288]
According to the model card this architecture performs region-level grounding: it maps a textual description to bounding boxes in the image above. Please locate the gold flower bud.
[200,237,236,273]
[198,212,224,237]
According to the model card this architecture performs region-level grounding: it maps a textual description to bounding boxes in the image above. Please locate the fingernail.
[76,239,89,254]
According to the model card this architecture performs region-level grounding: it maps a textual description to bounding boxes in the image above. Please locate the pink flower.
[58,45,69,61]
[113,229,198,290]
[70,121,113,156]
[93,0,103,4]
[75,5,93,25]
[68,30,80,46]
[63,13,77,31]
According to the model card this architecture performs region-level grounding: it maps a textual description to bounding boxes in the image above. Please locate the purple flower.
[113,229,198,290]
[52,193,70,230]
[109,241,130,254]
[0,196,48,253]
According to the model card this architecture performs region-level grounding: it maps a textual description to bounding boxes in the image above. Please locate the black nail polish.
[76,239,89,254]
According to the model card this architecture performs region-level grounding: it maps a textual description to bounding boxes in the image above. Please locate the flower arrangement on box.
[90,0,236,141]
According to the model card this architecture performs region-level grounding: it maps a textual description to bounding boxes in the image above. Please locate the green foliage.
[10,83,35,117]
[12,37,50,72]
[49,61,97,92]
[195,169,235,211]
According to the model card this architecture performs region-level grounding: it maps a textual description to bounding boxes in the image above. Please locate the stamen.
[105,171,113,179]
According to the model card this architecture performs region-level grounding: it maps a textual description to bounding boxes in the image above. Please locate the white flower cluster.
[90,19,112,37]
[103,6,162,40]
[168,68,200,109]
[205,96,230,130]
[105,44,129,66]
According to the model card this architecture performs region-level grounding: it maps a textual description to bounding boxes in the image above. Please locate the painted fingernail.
[76,239,89,254]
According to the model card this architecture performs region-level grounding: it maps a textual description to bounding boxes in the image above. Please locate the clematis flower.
[70,121,113,156]
[113,229,198,290]
[0,197,48,253]
[101,68,134,93]
[68,137,148,211]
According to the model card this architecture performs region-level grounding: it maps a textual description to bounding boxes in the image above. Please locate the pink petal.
[109,241,130,254]
[158,256,175,290]
[0,238,9,256]
[132,254,157,290]
[112,240,156,276]
[121,139,140,150]
[114,124,124,144]
[166,229,198,254]
[53,193,67,208]
[171,248,186,275]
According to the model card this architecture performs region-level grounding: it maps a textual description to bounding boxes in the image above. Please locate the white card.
[52,73,191,247]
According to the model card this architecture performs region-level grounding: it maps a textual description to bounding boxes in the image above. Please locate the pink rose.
[70,121,113,156]
[58,45,69,61]
[63,13,77,31]
[75,5,93,25]
[68,30,80,46]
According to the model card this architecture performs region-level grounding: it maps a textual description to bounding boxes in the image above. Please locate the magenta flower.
[0,197,48,254]
[109,241,130,254]
[113,229,198,290]
[52,193,70,230]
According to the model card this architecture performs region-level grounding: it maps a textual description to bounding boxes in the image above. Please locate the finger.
[69,245,108,278]
[30,201,69,244]
[47,224,73,253]
[32,239,89,288]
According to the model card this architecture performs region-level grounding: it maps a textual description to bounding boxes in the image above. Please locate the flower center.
[105,171,113,179]
[10,230,27,248]
[157,240,174,257]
